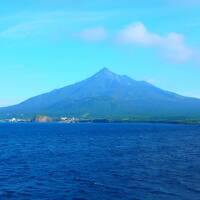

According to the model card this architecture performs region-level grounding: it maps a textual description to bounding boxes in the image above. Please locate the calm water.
[0,123,200,200]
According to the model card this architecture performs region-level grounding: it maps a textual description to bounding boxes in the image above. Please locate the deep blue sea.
[0,123,200,200]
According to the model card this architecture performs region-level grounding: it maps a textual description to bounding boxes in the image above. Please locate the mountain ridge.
[1,68,200,121]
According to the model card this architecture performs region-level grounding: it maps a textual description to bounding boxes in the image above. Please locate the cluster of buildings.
[60,117,79,123]
[0,116,80,123]
[1,118,31,123]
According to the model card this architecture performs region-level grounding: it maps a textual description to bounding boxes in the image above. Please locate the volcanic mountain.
[1,68,200,121]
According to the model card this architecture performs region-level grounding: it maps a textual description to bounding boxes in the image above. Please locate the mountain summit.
[88,67,126,82]
[95,67,113,75]
[1,68,200,121]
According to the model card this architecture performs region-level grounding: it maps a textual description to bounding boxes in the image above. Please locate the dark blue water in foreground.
[0,123,200,200]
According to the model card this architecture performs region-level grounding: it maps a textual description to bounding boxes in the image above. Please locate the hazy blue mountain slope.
[1,68,200,120]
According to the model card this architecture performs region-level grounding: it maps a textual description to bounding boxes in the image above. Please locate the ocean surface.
[0,123,200,200]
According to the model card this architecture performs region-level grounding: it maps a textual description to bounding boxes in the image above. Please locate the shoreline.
[0,120,200,125]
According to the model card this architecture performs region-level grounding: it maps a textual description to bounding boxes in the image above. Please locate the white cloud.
[0,11,112,39]
[0,21,47,38]
[79,27,107,42]
[117,22,196,63]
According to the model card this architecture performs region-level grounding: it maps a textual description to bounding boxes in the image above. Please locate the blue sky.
[0,0,200,106]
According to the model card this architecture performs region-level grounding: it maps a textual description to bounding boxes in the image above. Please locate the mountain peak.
[98,67,113,74]
[93,67,118,78]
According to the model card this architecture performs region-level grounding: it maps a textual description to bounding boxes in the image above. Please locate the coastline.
[1,119,200,125]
